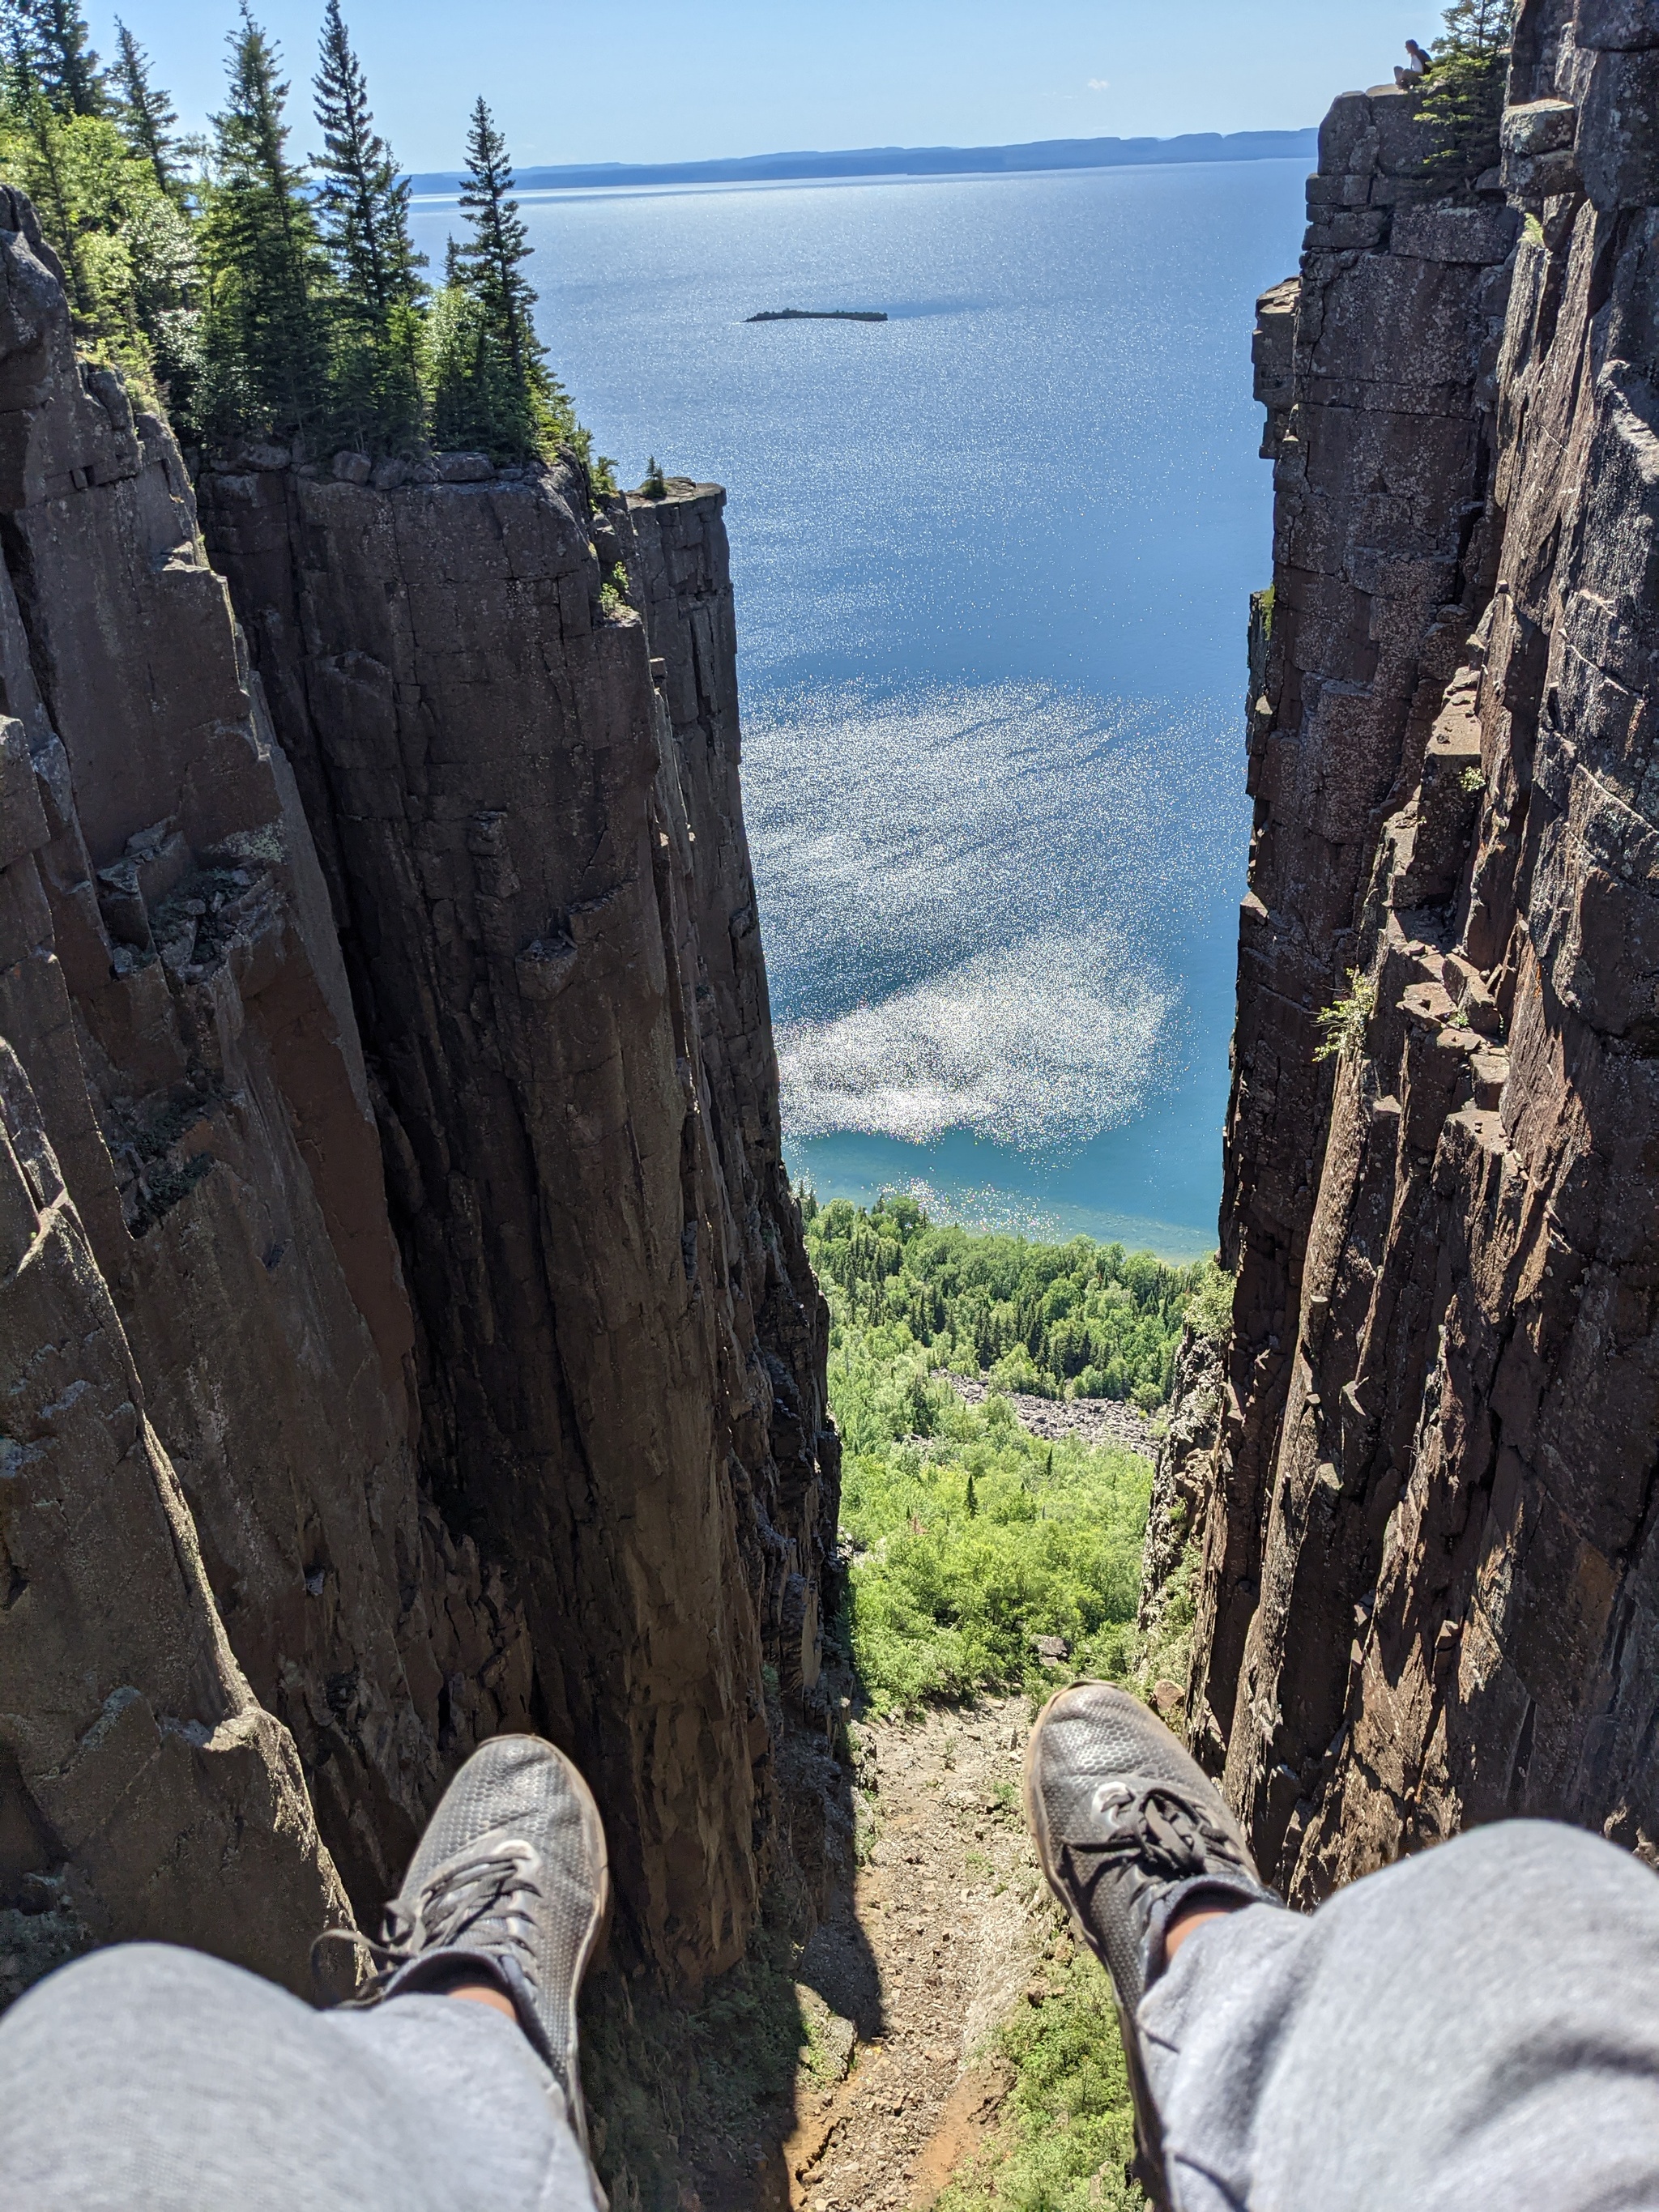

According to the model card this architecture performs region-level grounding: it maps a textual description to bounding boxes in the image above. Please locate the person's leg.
[0,1941,600,2212]
[1141,1818,1659,2212]
[1026,1682,1659,2212]
[0,1734,611,2212]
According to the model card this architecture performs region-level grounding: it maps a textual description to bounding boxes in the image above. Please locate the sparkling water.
[410,159,1308,1255]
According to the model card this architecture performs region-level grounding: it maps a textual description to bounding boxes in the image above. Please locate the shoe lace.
[313,1838,545,2003]
[1059,1779,1248,1906]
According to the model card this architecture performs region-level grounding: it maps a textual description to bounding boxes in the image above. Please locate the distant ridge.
[407,127,1319,198]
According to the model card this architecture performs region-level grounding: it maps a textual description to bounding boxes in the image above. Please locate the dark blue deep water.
[411,161,1309,1257]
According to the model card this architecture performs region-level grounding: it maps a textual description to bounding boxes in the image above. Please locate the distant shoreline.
[407,126,1317,199]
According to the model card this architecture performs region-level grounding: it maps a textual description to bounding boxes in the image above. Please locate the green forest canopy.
[0,0,606,471]
[804,1189,1224,1410]
[805,1194,1226,1714]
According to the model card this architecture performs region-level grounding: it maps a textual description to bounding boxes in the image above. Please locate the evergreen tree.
[0,19,198,399]
[110,19,176,192]
[2,26,88,305]
[197,8,328,441]
[432,96,548,457]
[456,97,536,395]
[312,0,425,448]
[1,0,104,117]
[1419,0,1515,194]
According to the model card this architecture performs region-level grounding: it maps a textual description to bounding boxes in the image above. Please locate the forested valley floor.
[586,1202,1216,2211]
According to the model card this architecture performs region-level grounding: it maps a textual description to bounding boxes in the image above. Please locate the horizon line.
[404,125,1320,197]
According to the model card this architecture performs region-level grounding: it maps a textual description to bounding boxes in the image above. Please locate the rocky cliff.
[1184,0,1659,1898]
[1,177,835,2009]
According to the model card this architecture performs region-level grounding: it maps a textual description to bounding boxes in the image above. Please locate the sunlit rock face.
[1187,2,1659,1894]
[198,462,836,1984]
[2,162,832,2003]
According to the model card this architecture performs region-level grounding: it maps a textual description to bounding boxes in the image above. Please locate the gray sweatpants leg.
[1140,1818,1659,2212]
[0,1941,603,2211]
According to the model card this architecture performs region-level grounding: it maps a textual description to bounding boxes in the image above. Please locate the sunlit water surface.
[411,161,1308,1255]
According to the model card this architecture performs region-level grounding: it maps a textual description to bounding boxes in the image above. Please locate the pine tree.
[432,96,549,457]
[2,0,104,116]
[456,98,537,395]
[197,8,329,442]
[312,0,425,449]
[110,19,176,192]
[1419,0,1515,194]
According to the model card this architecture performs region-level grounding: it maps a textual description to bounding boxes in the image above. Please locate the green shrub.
[1183,1259,1235,1345]
[941,1947,1143,2212]
[1312,970,1377,1066]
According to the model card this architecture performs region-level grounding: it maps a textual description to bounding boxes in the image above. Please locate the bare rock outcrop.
[195,461,834,1983]
[1188,5,1659,1895]
[2,171,833,2010]
[1138,1327,1224,1641]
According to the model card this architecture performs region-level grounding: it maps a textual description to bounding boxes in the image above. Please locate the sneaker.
[1023,1682,1278,2206]
[325,1735,610,2153]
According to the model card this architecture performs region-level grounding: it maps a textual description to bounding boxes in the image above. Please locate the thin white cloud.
[1087,77,1111,91]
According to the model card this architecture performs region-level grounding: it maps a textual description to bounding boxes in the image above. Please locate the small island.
[746,308,888,323]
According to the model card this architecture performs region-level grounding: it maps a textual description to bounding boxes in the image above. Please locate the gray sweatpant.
[1,1818,1657,2209]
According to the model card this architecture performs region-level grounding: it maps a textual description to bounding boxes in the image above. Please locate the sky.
[100,0,1436,177]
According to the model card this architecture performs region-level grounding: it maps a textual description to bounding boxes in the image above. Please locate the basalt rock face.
[1189,10,1659,1898]
[2,170,832,2008]
[197,462,836,1983]
[0,183,438,1996]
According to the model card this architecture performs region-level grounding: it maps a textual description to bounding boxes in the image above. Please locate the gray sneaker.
[1023,1682,1278,2206]
[329,1735,610,2151]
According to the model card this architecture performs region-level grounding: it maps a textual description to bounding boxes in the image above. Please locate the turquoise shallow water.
[411,160,1309,1257]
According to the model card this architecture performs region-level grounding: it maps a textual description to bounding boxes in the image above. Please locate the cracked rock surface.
[1187,6,1659,1897]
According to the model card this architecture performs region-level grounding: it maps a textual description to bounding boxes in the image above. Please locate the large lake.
[411,160,1309,1258]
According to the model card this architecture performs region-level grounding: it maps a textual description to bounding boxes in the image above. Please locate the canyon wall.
[1187,0,1659,1896]
[1,175,834,2009]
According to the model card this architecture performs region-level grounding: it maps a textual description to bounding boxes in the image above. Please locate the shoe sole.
[1021,1684,1175,2212]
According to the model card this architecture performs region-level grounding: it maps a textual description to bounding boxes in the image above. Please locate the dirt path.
[780,1696,1055,2210]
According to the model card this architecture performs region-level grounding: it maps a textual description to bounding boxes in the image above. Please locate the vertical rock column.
[1191,0,1659,1896]
[1189,84,1519,1814]
[201,460,835,1985]
[0,185,510,1989]
[624,484,839,1693]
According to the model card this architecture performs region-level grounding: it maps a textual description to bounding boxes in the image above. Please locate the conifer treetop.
[313,0,423,319]
[2,0,104,117]
[111,17,177,191]
[457,94,538,385]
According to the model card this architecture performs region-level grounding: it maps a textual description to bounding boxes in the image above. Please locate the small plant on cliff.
[597,560,630,617]
[1312,969,1379,1065]
[641,454,667,498]
[1183,1257,1235,1345]
[1459,762,1486,795]
[1418,0,1516,195]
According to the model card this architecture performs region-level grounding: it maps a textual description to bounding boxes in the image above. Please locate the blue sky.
[101,0,1435,175]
